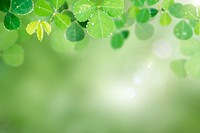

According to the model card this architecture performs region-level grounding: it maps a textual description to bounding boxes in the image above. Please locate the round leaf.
[111,33,124,49]
[1,45,24,67]
[171,59,187,78]
[54,13,71,29]
[136,8,150,23]
[174,20,193,40]
[186,54,200,78]
[4,13,21,31]
[135,23,154,40]
[87,10,115,38]
[0,0,10,12]
[160,12,172,26]
[11,0,33,15]
[168,3,183,18]
[66,22,85,42]
[35,0,53,16]
[102,0,124,17]
[73,0,96,22]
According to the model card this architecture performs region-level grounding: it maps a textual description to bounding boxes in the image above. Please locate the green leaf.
[73,0,96,22]
[121,30,129,39]
[111,33,124,49]
[49,0,66,10]
[11,0,33,15]
[0,0,10,12]
[102,0,124,17]
[114,15,126,29]
[87,10,115,38]
[186,53,200,78]
[174,20,193,40]
[57,1,69,13]
[54,13,71,29]
[66,22,85,42]
[136,8,150,23]
[4,13,21,31]
[149,8,159,17]
[41,21,51,35]
[181,4,198,20]
[0,22,18,51]
[26,21,39,35]
[127,5,139,19]
[162,0,174,10]
[147,0,159,6]
[194,22,200,35]
[180,39,200,56]
[78,21,88,28]
[171,59,187,78]
[35,0,53,16]
[160,12,172,26]
[135,23,154,40]
[63,10,76,22]
[168,3,183,18]
[1,45,24,67]
[131,0,145,7]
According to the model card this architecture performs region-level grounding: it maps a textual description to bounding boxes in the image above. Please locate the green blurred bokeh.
[1,2,200,133]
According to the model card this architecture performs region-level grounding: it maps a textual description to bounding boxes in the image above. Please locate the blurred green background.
[1,0,200,132]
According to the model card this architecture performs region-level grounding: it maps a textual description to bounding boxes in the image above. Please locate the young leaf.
[102,0,124,17]
[181,4,198,20]
[194,22,200,35]
[35,0,53,16]
[66,22,85,42]
[73,0,96,22]
[0,0,10,12]
[147,0,159,6]
[1,45,24,67]
[54,13,71,29]
[171,59,187,78]
[160,12,172,26]
[11,0,33,15]
[186,53,200,78]
[4,13,21,30]
[174,20,193,40]
[26,21,39,35]
[168,3,183,18]
[135,23,154,40]
[136,9,150,23]
[127,5,139,19]
[111,33,124,49]
[37,23,44,42]
[41,21,51,35]
[162,0,174,10]
[0,22,18,51]
[87,10,115,38]
[49,0,66,10]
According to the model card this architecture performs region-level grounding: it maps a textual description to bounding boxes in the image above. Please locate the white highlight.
[152,39,172,59]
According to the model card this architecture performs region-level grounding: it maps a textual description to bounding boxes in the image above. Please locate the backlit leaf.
[87,10,115,38]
